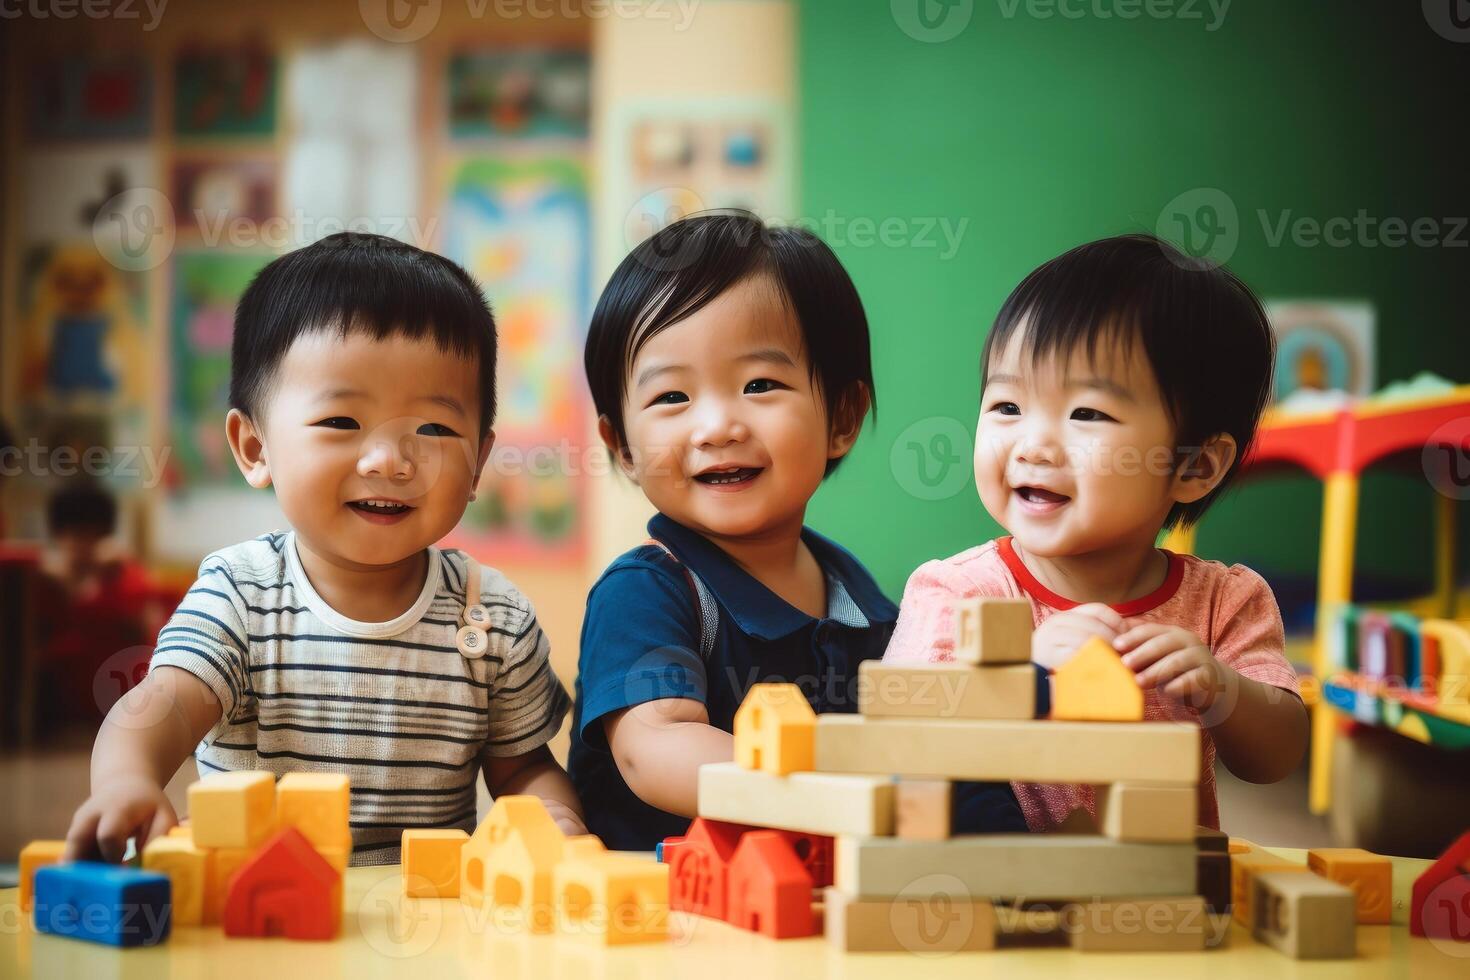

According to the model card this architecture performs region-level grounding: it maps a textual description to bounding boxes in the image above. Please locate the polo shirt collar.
[647,513,898,641]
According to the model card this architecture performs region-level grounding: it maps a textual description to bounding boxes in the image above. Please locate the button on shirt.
[568,514,899,851]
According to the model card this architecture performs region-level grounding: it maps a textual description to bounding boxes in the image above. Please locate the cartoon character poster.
[441,157,590,560]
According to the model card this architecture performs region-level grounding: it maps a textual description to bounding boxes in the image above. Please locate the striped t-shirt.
[149,531,570,866]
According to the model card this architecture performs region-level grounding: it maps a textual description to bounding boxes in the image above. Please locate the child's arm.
[482,746,587,836]
[63,666,223,861]
[602,699,733,818]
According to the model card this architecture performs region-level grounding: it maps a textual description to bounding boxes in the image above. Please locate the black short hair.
[48,482,117,537]
[585,211,876,477]
[980,234,1275,531]
[230,232,497,436]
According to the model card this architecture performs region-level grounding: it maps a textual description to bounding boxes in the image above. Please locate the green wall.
[800,1,1468,605]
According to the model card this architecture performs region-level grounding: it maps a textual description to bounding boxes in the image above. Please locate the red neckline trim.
[997,536,1184,616]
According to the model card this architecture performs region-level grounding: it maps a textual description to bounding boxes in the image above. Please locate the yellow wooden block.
[1306,848,1392,924]
[19,841,65,913]
[1231,850,1307,927]
[318,843,350,873]
[951,596,1032,665]
[563,835,607,860]
[1096,782,1198,842]
[698,761,894,837]
[733,682,815,775]
[142,836,208,926]
[460,796,565,934]
[402,829,470,898]
[167,823,192,840]
[554,853,669,944]
[1053,636,1143,721]
[276,772,351,850]
[202,846,255,925]
[857,661,1034,719]
[188,770,276,849]
[1229,838,1258,856]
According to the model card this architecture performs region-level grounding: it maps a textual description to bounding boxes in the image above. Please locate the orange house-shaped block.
[733,682,816,774]
[459,795,565,933]
[223,827,342,940]
[1053,635,1144,722]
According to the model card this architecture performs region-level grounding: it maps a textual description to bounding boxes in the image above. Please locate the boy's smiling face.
[229,330,492,570]
[606,275,858,542]
[976,325,1184,559]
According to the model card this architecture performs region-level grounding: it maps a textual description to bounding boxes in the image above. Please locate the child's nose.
[690,400,749,448]
[358,435,417,481]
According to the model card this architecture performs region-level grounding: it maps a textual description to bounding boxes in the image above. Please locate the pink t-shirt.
[884,535,1301,832]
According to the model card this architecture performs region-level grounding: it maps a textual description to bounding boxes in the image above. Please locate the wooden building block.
[726,832,816,939]
[823,886,995,952]
[202,846,255,925]
[733,683,815,775]
[402,829,470,898]
[275,772,351,850]
[1231,850,1307,927]
[834,834,1196,900]
[167,824,193,840]
[1198,851,1231,914]
[1067,896,1209,952]
[857,661,1034,720]
[814,714,1200,785]
[1252,871,1356,959]
[18,840,65,914]
[554,852,669,944]
[1307,848,1391,924]
[223,828,342,940]
[1096,782,1198,842]
[1053,636,1144,721]
[31,863,171,947]
[667,818,750,920]
[1410,829,1470,938]
[142,835,208,926]
[952,597,1032,665]
[697,762,894,838]
[1229,838,1258,856]
[459,795,565,934]
[895,779,952,841]
[1196,827,1229,853]
[188,770,276,849]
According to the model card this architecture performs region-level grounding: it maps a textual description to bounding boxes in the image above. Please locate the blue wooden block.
[32,862,171,947]
[655,841,664,862]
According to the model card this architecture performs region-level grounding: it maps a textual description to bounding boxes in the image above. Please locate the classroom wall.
[797,0,1469,604]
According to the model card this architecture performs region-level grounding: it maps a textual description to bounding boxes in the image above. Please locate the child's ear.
[1170,432,1238,504]
[226,409,273,489]
[469,429,496,493]
[597,415,638,484]
[826,382,872,461]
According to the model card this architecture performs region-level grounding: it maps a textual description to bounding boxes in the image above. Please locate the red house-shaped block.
[668,817,752,920]
[726,831,816,939]
[223,827,342,940]
[1411,829,1470,940]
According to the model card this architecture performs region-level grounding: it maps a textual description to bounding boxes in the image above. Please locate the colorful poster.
[1266,301,1376,404]
[28,56,152,141]
[174,41,277,138]
[448,50,589,140]
[441,157,590,560]
[167,251,272,491]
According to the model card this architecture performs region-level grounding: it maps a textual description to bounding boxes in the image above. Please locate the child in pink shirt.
[885,234,1309,832]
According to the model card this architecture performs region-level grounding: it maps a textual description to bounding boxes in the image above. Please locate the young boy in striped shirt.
[64,233,585,866]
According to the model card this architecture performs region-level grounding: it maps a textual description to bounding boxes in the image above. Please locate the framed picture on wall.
[1265,300,1376,404]
[447,50,589,140]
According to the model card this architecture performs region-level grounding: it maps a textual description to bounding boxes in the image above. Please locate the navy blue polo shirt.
[567,513,899,851]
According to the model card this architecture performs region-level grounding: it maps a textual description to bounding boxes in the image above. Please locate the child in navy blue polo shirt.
[568,212,1025,850]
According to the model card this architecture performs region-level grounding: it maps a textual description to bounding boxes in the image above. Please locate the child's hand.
[542,799,588,838]
[1031,603,1127,671]
[1115,623,1233,709]
[63,774,178,863]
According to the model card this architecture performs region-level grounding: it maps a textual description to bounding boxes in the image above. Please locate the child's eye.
[313,417,360,430]
[990,401,1020,416]
[1071,407,1114,422]
[744,378,783,394]
[416,422,460,437]
[649,391,688,407]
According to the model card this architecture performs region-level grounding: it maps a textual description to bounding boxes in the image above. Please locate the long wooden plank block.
[835,834,1197,899]
[696,762,894,837]
[857,661,1035,720]
[823,887,996,952]
[814,714,1200,784]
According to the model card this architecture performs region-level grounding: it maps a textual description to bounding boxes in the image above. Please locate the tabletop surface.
[3,846,1468,979]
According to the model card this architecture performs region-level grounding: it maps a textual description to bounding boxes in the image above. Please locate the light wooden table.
[2,848,1466,978]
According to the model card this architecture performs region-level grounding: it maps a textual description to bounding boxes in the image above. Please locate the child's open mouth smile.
[1014,484,1071,515]
[692,464,765,492]
[347,497,415,524]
